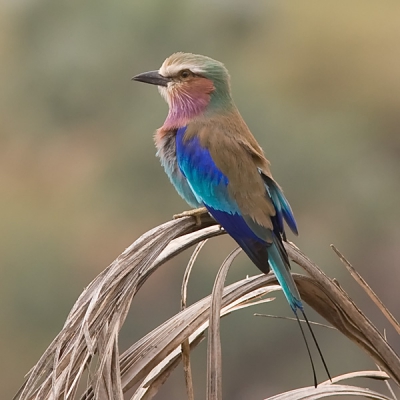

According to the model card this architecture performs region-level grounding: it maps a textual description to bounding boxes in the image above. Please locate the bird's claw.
[173,207,208,226]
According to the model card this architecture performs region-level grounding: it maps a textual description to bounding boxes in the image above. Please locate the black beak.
[132,70,170,87]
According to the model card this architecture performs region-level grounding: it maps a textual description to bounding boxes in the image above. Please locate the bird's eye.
[180,69,192,79]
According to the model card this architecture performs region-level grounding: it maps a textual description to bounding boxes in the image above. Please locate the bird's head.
[133,52,233,129]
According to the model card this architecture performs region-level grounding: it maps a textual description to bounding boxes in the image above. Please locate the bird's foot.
[173,207,208,226]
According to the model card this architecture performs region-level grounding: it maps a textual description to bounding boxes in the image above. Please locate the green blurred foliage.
[1,1,399,398]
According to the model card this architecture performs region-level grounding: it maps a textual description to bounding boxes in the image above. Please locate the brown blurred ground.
[1,1,399,399]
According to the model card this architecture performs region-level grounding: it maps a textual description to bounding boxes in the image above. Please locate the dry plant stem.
[181,240,208,309]
[181,240,207,400]
[254,314,336,330]
[286,241,400,386]
[14,217,400,400]
[320,370,390,385]
[377,328,398,400]
[14,216,219,400]
[115,274,280,397]
[331,244,400,335]
[128,286,275,399]
[377,364,398,400]
[181,340,194,400]
[265,383,392,400]
[130,334,205,400]
[207,247,242,400]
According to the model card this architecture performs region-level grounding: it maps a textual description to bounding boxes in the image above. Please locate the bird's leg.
[173,207,208,225]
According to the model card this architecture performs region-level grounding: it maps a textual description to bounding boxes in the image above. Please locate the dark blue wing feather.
[206,206,271,274]
[261,172,298,236]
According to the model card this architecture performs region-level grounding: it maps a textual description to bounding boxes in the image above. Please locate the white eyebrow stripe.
[159,64,205,77]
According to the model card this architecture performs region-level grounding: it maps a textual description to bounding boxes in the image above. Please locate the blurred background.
[1,0,400,398]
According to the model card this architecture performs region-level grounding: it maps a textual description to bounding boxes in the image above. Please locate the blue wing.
[156,130,202,208]
[176,126,301,311]
[175,127,240,213]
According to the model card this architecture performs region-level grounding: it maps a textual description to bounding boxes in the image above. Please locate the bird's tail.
[232,233,303,311]
[267,236,303,311]
[236,235,331,387]
[268,237,331,387]
[205,206,331,385]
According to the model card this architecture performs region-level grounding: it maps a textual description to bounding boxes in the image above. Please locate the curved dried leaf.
[14,216,220,400]
[266,384,392,400]
[331,245,400,335]
[181,240,207,400]
[13,216,400,400]
[130,334,205,400]
[320,370,390,385]
[181,239,208,400]
[117,275,279,395]
[286,242,400,386]
[207,247,242,400]
[130,286,276,400]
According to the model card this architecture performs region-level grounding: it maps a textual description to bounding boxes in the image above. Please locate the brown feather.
[184,108,276,232]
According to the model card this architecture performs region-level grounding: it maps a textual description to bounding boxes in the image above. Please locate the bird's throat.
[162,77,215,130]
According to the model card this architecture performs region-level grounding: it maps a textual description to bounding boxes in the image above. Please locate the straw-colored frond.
[13,214,400,400]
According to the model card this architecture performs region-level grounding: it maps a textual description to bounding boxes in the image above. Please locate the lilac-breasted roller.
[133,52,330,385]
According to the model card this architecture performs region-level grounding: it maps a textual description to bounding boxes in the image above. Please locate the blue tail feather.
[268,237,303,311]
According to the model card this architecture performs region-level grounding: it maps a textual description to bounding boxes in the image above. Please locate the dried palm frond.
[331,244,400,335]
[13,214,400,400]
[266,370,392,400]
[266,383,391,400]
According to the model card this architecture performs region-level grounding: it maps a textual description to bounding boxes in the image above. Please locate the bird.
[133,52,330,386]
